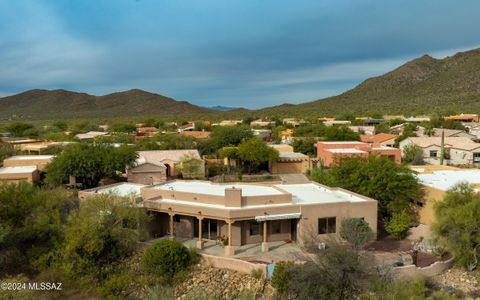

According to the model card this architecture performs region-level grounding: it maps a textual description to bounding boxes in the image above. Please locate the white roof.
[94,183,146,197]
[319,141,365,145]
[276,183,366,204]
[4,155,54,161]
[327,148,366,154]
[279,152,308,158]
[0,166,37,174]
[417,170,480,191]
[155,181,283,196]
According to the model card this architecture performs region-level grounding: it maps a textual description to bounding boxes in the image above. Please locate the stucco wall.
[392,257,454,279]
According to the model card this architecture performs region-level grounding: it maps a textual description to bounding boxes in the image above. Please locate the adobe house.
[78,182,146,202]
[269,152,311,174]
[316,141,401,167]
[0,166,40,183]
[412,165,480,225]
[400,137,480,166]
[142,180,377,256]
[3,155,54,171]
[128,150,205,184]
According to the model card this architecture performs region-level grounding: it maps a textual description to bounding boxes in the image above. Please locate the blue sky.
[0,0,479,108]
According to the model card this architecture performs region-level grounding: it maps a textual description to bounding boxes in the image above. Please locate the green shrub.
[97,273,134,299]
[271,261,295,295]
[144,284,173,300]
[250,268,263,280]
[142,240,192,279]
[188,246,200,265]
[385,211,410,240]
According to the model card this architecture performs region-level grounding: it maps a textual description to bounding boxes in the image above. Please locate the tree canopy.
[432,183,480,270]
[311,155,420,217]
[237,138,279,173]
[45,143,138,188]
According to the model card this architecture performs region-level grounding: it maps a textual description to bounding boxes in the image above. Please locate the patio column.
[261,220,269,253]
[196,216,205,249]
[225,220,235,256]
[168,212,175,240]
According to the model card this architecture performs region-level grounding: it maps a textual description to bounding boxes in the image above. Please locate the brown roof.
[180,131,211,139]
[137,127,158,133]
[360,133,398,144]
[405,137,480,151]
[179,122,194,129]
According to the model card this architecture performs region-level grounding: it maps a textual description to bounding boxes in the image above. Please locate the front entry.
[290,219,297,242]
[194,218,218,240]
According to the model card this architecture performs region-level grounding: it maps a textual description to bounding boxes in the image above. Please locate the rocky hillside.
[0,89,212,120]
[258,48,480,117]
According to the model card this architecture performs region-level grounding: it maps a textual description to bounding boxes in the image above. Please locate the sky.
[0,0,479,109]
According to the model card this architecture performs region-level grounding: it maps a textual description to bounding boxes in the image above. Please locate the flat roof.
[278,152,308,158]
[0,166,37,174]
[94,183,146,197]
[154,181,283,196]
[327,148,366,154]
[417,170,480,191]
[319,141,365,144]
[4,155,55,161]
[275,183,366,204]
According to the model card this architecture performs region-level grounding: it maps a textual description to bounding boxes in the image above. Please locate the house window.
[474,153,480,163]
[271,221,281,234]
[429,150,438,158]
[318,217,336,234]
[173,215,181,223]
[249,221,260,235]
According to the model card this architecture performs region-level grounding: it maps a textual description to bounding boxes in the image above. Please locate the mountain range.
[1,48,480,120]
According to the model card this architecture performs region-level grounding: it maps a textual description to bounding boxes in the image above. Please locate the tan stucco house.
[142,180,377,256]
[128,150,205,184]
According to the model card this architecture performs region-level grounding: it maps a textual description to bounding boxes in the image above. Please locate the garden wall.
[200,254,267,275]
[392,257,454,279]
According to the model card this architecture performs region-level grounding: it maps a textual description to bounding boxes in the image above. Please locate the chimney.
[225,187,242,207]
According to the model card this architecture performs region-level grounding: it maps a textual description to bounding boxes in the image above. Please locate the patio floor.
[147,237,310,263]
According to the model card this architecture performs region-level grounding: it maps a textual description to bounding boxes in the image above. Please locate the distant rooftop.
[318,141,365,145]
[278,152,308,158]
[5,155,55,161]
[0,166,37,174]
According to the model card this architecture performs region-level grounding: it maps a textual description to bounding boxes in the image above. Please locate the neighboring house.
[318,117,335,123]
[0,166,39,183]
[348,126,376,135]
[135,127,159,141]
[3,138,40,149]
[180,131,211,139]
[362,119,387,126]
[75,131,109,140]
[360,133,398,147]
[283,118,306,127]
[383,115,406,121]
[443,114,479,123]
[417,127,476,139]
[128,150,204,184]
[250,119,275,127]
[399,137,480,166]
[411,165,480,225]
[78,182,146,202]
[316,141,401,167]
[269,152,311,174]
[177,122,195,132]
[252,129,272,140]
[3,155,54,171]
[19,141,74,154]
[142,180,377,256]
[212,120,243,127]
[269,144,294,153]
[406,116,431,123]
[323,120,351,126]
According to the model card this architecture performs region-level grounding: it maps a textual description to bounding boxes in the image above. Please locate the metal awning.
[255,213,302,222]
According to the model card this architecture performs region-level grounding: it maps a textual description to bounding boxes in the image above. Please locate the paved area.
[147,237,310,263]
[279,173,310,184]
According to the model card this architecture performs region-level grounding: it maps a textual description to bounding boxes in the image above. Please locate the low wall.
[200,254,267,275]
[392,257,454,279]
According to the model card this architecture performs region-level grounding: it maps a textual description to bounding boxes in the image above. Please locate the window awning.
[255,213,302,222]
